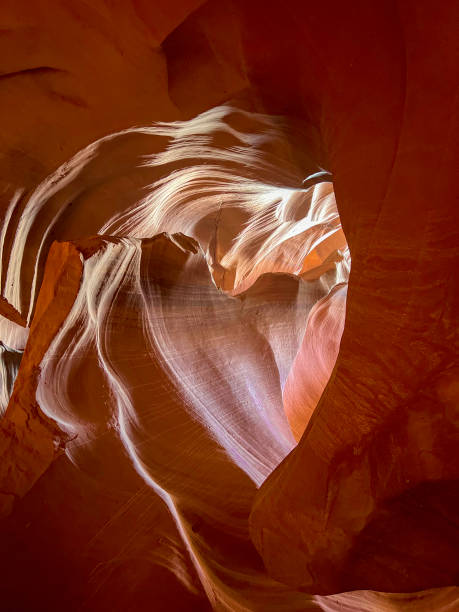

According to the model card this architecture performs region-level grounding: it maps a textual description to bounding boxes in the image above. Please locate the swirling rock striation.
[0,1,458,611]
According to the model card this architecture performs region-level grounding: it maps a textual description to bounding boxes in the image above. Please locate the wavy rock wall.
[0,1,458,611]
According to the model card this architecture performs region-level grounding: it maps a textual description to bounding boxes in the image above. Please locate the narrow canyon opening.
[1,1,457,608]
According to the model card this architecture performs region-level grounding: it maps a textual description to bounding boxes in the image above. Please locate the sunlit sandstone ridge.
[0,1,458,611]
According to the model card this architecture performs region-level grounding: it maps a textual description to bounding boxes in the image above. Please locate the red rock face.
[0,1,458,610]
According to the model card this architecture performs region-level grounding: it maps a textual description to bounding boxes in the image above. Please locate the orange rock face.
[0,1,458,611]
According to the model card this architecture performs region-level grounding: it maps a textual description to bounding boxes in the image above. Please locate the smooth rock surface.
[0,1,458,610]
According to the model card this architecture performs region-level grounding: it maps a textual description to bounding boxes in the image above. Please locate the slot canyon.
[0,1,458,610]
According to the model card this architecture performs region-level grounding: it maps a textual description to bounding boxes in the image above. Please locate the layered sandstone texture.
[0,1,458,611]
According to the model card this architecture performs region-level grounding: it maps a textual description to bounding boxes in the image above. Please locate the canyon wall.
[0,1,457,610]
